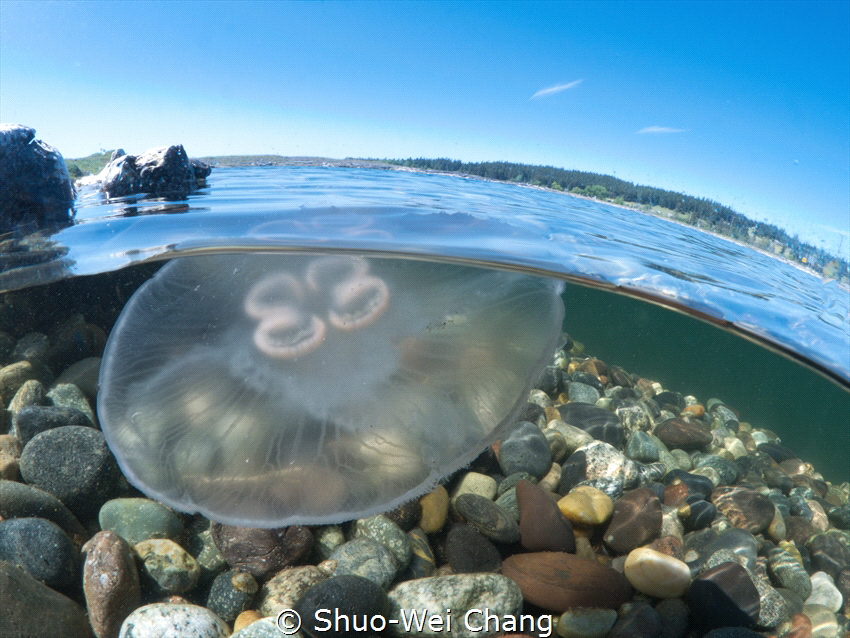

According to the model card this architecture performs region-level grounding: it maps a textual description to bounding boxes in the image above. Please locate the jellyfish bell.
[97,252,565,527]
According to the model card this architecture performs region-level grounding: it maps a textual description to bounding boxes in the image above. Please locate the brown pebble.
[516,479,575,553]
[710,485,776,534]
[0,433,22,480]
[383,498,422,532]
[233,610,264,632]
[502,551,632,612]
[211,524,313,580]
[653,417,712,450]
[647,535,685,561]
[781,613,812,638]
[604,487,662,554]
[83,530,141,638]
[663,480,690,507]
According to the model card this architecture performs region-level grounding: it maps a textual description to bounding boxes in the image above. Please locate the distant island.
[66,152,848,283]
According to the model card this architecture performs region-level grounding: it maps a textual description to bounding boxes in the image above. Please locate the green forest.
[384,158,849,282]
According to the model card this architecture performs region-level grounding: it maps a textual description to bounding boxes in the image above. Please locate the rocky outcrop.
[81,145,211,198]
[0,124,75,234]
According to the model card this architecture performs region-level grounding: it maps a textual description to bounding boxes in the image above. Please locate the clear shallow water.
[7,166,848,388]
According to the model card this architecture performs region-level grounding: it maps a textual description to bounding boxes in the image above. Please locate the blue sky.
[2,1,848,255]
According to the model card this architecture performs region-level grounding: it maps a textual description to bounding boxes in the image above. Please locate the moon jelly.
[97,254,565,527]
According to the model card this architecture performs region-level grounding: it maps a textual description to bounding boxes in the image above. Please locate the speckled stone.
[453,492,520,544]
[256,564,329,616]
[805,571,843,612]
[387,573,523,638]
[206,569,258,623]
[135,538,201,595]
[517,479,575,553]
[211,523,313,581]
[0,434,22,480]
[20,425,121,520]
[446,523,502,573]
[557,486,614,526]
[0,478,87,546]
[295,574,390,638]
[497,420,552,480]
[623,547,691,598]
[7,378,46,416]
[579,441,639,491]
[329,536,398,588]
[118,603,229,638]
[567,381,600,404]
[186,516,227,586]
[692,453,740,486]
[654,417,712,450]
[83,530,142,638]
[419,485,449,533]
[99,498,184,545]
[767,545,812,599]
[556,608,618,638]
[12,405,93,445]
[354,514,412,568]
[1,560,93,637]
[502,551,633,612]
[604,487,662,554]
[0,516,78,590]
[0,360,53,405]
[383,499,422,532]
[711,486,776,534]
[625,430,660,463]
[46,382,96,423]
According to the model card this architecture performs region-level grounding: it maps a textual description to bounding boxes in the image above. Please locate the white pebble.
[805,571,843,613]
[623,547,692,598]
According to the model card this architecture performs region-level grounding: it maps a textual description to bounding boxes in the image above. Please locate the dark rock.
[702,528,759,572]
[516,479,575,553]
[692,453,740,486]
[93,144,209,198]
[756,442,799,463]
[11,332,49,363]
[19,425,121,520]
[683,496,717,531]
[566,381,600,404]
[454,492,520,544]
[211,523,313,581]
[654,391,686,412]
[0,479,87,545]
[12,405,93,445]
[0,560,93,637]
[837,568,850,618]
[571,370,604,391]
[382,498,422,532]
[654,597,690,638]
[0,124,74,234]
[82,530,141,638]
[498,471,536,496]
[608,365,633,387]
[445,524,502,573]
[497,421,552,479]
[397,527,435,580]
[654,417,712,450]
[710,486,776,534]
[501,551,633,612]
[807,532,850,579]
[206,569,259,623]
[557,402,624,447]
[294,574,390,638]
[604,487,662,554]
[558,451,587,495]
[329,537,397,588]
[686,562,760,632]
[702,629,764,637]
[0,517,78,590]
[625,430,660,463]
[827,502,850,529]
[537,366,564,397]
[607,601,662,638]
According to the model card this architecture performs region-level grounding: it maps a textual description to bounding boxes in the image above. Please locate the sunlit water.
[3,166,848,480]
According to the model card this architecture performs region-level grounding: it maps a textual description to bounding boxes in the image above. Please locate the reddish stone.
[710,486,775,535]
[83,530,141,638]
[211,524,313,580]
[501,551,632,613]
[653,417,712,451]
[785,516,815,546]
[604,488,662,554]
[784,613,812,638]
[647,535,685,561]
[663,480,690,507]
[516,479,575,553]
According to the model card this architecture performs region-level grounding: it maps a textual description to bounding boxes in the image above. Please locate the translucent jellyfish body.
[97,254,565,527]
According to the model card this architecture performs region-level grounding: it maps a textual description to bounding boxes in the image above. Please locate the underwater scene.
[1,165,849,637]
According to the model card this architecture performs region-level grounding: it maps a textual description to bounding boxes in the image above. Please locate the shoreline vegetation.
[66,151,849,283]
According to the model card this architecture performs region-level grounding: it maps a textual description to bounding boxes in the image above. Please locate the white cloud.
[637,126,687,134]
[530,79,584,99]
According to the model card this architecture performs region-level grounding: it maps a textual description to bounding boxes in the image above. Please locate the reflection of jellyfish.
[98,253,565,527]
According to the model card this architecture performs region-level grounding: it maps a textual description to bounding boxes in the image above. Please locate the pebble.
[46,382,96,424]
[12,404,93,445]
[567,381,600,404]
[19,425,121,520]
[211,523,313,580]
[383,499,422,532]
[544,428,568,463]
[0,516,79,590]
[7,378,46,415]
[186,516,228,585]
[453,492,520,543]
[556,608,618,638]
[655,597,690,637]
[400,527,436,579]
[801,604,840,636]
[502,551,633,612]
[768,545,813,600]
[99,497,184,544]
[0,433,22,479]
[557,485,613,526]
[118,603,229,638]
[54,356,102,399]
[683,497,717,531]
[206,569,259,623]
[804,571,843,612]
[604,487,662,553]
[686,561,760,632]
[233,610,265,633]
[329,536,399,587]
[445,523,502,573]
[354,514,412,568]
[295,574,389,638]
[807,532,850,579]
[387,573,523,638]
[607,601,662,638]
[419,485,449,533]
[623,547,692,598]
[256,564,329,616]
[692,453,740,486]
[0,359,53,405]
[0,478,88,545]
[654,417,713,450]
[579,440,639,492]
[135,538,201,595]
[556,402,624,447]
[231,617,280,637]
[710,485,776,534]
[83,530,141,638]
[516,479,575,552]
[546,419,594,453]
[497,420,552,479]
[451,470,497,501]
[624,430,660,463]
[1,560,94,637]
